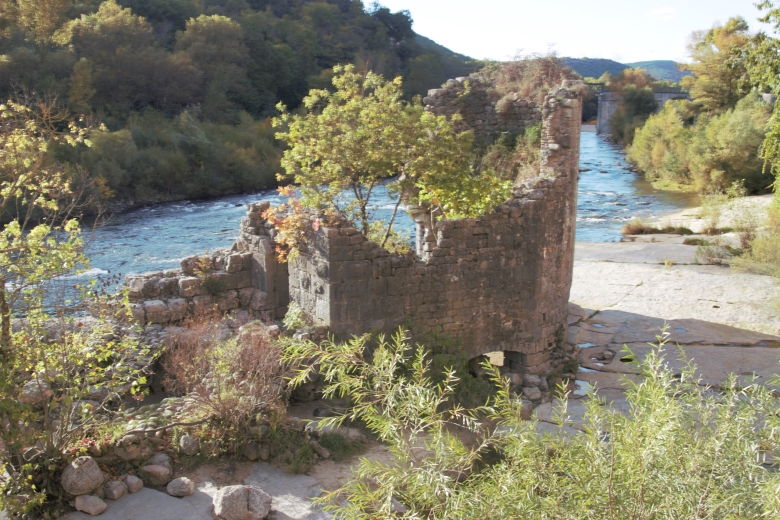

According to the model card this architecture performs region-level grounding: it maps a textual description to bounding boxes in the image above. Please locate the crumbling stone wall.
[123,81,582,379]
[423,74,542,143]
[284,81,582,374]
[125,245,285,325]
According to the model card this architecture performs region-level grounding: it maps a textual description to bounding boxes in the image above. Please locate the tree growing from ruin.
[271,65,512,257]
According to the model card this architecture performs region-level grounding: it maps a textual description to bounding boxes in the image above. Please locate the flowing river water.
[83,132,698,279]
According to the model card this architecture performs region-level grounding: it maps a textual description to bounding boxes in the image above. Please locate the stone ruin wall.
[286,81,582,374]
[123,80,582,378]
[423,74,542,143]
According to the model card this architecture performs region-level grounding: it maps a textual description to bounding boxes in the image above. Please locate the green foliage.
[283,327,780,519]
[628,94,772,193]
[609,85,657,145]
[0,96,148,516]
[70,108,282,201]
[0,0,477,207]
[732,203,780,277]
[318,432,366,462]
[476,123,542,184]
[681,17,751,114]
[282,301,309,331]
[273,65,511,255]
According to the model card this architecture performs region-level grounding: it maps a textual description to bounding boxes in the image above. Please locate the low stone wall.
[125,247,282,325]
[423,74,542,143]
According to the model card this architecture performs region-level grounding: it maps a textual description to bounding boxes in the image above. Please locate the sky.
[375,0,773,64]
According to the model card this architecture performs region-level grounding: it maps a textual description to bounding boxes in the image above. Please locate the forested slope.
[0,0,479,206]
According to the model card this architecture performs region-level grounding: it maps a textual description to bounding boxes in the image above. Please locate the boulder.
[123,474,144,493]
[104,480,127,500]
[19,379,51,405]
[242,443,260,461]
[213,485,272,520]
[309,440,329,459]
[148,452,171,468]
[522,386,542,401]
[139,464,172,486]
[179,434,199,456]
[62,456,104,496]
[75,495,107,516]
[166,477,195,497]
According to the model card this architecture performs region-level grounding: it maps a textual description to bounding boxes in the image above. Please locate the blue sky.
[375,0,772,63]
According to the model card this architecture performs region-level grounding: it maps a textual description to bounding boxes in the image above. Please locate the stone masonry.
[423,74,542,143]
[123,80,582,376]
[285,81,582,374]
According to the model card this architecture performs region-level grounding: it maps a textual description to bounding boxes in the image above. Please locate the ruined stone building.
[125,77,584,377]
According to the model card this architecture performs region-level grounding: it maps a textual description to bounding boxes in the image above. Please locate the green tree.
[609,85,657,145]
[272,65,510,254]
[17,0,71,51]
[681,17,751,114]
[66,57,95,113]
[0,96,148,516]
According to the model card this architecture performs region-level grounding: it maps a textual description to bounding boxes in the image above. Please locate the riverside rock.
[123,474,144,493]
[213,485,272,520]
[62,456,104,496]
[166,477,195,497]
[179,434,199,456]
[104,480,127,500]
[75,495,107,516]
[139,464,172,486]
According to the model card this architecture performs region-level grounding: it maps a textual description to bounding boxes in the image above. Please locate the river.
[82,132,697,278]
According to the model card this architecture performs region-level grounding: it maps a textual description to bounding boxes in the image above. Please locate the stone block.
[226,254,244,273]
[178,277,203,298]
[167,298,188,321]
[192,294,215,315]
[217,290,239,311]
[250,289,272,311]
[143,300,170,324]
[239,287,255,307]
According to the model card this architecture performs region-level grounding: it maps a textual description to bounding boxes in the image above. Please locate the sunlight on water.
[84,132,697,278]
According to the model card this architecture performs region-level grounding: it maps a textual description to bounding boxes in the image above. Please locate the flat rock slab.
[575,241,697,265]
[571,257,780,336]
[242,464,331,520]
[61,487,211,520]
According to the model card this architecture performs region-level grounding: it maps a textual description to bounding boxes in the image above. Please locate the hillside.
[625,60,691,82]
[0,0,476,206]
[562,58,627,79]
[562,57,691,83]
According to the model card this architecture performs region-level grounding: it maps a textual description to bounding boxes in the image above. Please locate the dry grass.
[162,316,286,444]
[731,206,780,278]
[622,218,694,236]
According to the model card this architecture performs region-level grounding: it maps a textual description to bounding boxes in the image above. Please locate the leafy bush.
[283,327,780,519]
[629,94,772,194]
[282,301,309,332]
[732,204,780,277]
[609,85,657,145]
[476,123,542,184]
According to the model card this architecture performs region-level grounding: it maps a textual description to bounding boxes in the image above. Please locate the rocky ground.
[7,197,780,520]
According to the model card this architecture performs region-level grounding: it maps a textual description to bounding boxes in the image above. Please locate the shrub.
[628,94,772,194]
[162,318,286,448]
[732,204,780,277]
[621,218,693,235]
[283,327,780,519]
[282,301,309,332]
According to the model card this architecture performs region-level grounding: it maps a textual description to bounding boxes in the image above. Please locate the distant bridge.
[596,89,691,134]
